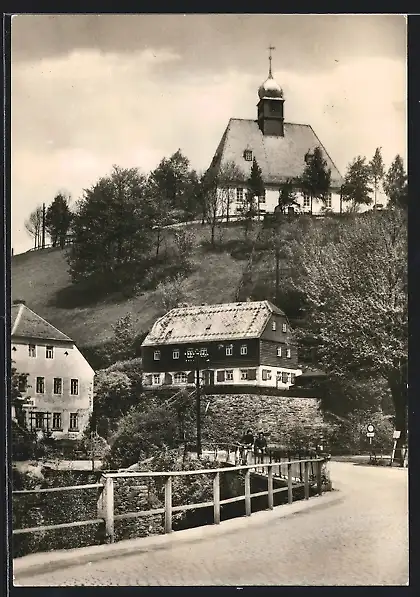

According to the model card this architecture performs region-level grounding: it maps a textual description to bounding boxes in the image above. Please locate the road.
[15,462,408,586]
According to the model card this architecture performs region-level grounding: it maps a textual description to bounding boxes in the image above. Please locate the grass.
[12,224,249,348]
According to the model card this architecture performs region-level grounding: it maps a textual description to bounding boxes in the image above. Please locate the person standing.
[254,431,267,471]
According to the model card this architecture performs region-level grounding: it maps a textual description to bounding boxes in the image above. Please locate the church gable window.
[303,193,311,208]
[243,150,253,162]
[236,188,244,202]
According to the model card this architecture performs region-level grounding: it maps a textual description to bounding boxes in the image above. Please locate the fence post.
[213,471,221,524]
[268,466,274,510]
[317,460,323,495]
[165,476,172,533]
[287,463,293,504]
[100,476,114,544]
[245,469,251,516]
[304,461,309,500]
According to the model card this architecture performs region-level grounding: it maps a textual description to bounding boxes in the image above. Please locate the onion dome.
[258,75,283,100]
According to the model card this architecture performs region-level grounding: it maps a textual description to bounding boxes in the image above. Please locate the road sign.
[366,432,375,438]
[367,424,374,433]
[393,430,401,439]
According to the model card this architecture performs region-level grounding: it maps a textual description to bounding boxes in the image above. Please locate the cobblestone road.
[15,462,408,586]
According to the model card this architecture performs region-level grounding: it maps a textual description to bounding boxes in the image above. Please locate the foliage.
[172,227,196,266]
[218,160,244,223]
[276,179,299,214]
[201,167,224,247]
[383,154,407,209]
[341,156,372,210]
[286,210,407,462]
[368,147,385,208]
[24,205,43,249]
[299,147,332,214]
[327,409,394,455]
[91,369,136,439]
[111,313,137,362]
[67,165,154,289]
[238,158,264,237]
[45,193,73,248]
[155,272,190,313]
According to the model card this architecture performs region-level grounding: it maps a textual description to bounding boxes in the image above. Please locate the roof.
[214,118,343,189]
[11,303,73,343]
[142,301,285,347]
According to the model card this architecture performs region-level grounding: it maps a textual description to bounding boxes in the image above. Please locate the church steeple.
[257,47,285,137]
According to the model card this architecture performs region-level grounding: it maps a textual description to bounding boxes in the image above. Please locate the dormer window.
[282,323,287,333]
[154,350,161,361]
[226,345,233,356]
[272,321,277,331]
[244,150,253,162]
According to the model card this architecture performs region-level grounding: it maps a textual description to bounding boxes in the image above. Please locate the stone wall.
[202,393,326,447]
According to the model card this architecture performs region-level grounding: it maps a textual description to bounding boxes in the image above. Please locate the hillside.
[11,224,252,349]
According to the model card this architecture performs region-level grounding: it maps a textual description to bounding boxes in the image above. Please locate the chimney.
[13,299,26,306]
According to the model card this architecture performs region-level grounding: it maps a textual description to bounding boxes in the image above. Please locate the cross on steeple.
[268,45,276,77]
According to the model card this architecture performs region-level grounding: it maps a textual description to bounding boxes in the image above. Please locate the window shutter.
[187,371,195,384]
[262,370,268,381]
[217,370,225,382]
[143,374,152,386]
[248,369,257,381]
[164,373,173,385]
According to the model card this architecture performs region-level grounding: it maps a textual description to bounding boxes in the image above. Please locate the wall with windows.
[11,337,94,439]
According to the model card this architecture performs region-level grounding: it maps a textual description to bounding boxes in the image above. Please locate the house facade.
[209,53,346,217]
[141,301,302,390]
[11,300,94,440]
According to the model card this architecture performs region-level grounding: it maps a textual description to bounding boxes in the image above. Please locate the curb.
[14,491,342,580]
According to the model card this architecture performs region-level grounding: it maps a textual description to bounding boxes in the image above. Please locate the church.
[209,50,344,216]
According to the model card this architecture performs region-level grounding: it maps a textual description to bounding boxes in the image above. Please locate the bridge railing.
[12,457,327,545]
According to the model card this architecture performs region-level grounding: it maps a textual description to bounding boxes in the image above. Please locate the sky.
[11,14,407,254]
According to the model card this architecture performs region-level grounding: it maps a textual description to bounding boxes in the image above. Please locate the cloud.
[12,49,406,254]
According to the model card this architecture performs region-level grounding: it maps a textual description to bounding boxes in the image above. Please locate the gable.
[216,118,343,189]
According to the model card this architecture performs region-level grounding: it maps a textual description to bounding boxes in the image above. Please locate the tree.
[200,167,223,247]
[68,166,154,288]
[45,193,73,249]
[299,147,332,214]
[238,158,264,237]
[369,148,385,209]
[92,369,135,439]
[218,161,244,224]
[383,155,407,209]
[287,210,407,464]
[276,179,299,215]
[24,206,43,249]
[11,362,30,428]
[341,156,372,211]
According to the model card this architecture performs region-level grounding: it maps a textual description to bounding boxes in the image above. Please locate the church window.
[244,150,253,162]
[236,188,244,201]
[260,189,266,203]
[303,193,311,208]
[325,192,332,209]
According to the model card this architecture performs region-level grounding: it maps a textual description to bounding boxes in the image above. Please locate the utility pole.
[196,361,201,457]
[42,202,46,249]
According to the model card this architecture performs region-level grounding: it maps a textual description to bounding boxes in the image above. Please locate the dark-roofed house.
[11,300,94,439]
[209,54,344,216]
[141,300,302,389]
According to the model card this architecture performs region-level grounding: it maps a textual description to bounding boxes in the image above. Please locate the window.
[70,379,79,395]
[244,150,253,162]
[153,374,161,385]
[36,377,45,394]
[325,192,332,209]
[240,369,248,381]
[240,344,248,355]
[216,370,225,383]
[291,373,296,384]
[282,372,288,384]
[236,188,244,202]
[46,346,54,359]
[186,349,194,359]
[303,193,311,208]
[18,377,27,393]
[200,348,208,358]
[225,370,233,381]
[262,369,272,381]
[154,350,161,361]
[52,413,62,430]
[35,412,45,429]
[174,372,187,384]
[272,321,277,331]
[282,323,287,333]
[226,345,233,356]
[259,190,266,203]
[69,413,79,431]
[286,348,291,359]
[53,378,62,394]
[276,371,282,381]
[173,349,180,360]
[277,347,282,357]
[28,344,36,357]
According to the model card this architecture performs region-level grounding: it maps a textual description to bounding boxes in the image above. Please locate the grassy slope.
[12,225,248,348]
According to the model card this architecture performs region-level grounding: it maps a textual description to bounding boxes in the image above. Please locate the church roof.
[213,118,343,189]
[11,303,73,343]
[142,300,285,346]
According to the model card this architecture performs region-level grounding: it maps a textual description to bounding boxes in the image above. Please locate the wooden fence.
[12,457,327,545]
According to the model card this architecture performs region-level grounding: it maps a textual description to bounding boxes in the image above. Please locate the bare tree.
[218,161,244,224]
[24,206,43,249]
